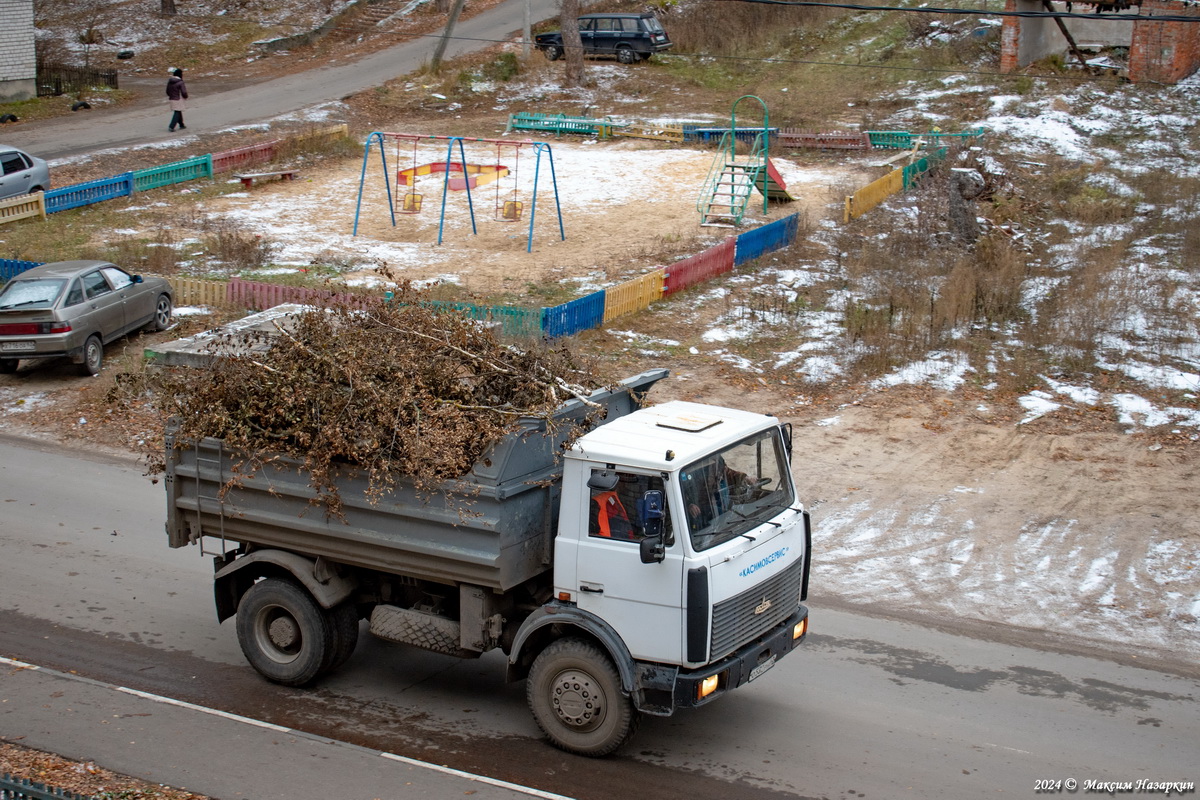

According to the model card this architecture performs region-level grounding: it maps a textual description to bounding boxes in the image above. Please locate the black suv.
[535,13,672,64]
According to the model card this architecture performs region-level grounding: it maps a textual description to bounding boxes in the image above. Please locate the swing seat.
[501,199,523,221]
[399,192,423,214]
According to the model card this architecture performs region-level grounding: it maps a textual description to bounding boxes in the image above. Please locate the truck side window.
[588,471,673,542]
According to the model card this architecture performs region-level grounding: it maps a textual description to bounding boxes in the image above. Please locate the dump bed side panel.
[165,369,668,592]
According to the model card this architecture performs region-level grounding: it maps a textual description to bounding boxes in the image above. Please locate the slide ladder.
[698,131,767,227]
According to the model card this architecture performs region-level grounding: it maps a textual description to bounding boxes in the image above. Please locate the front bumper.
[672,604,808,710]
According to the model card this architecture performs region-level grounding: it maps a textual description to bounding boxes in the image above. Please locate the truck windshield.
[679,428,794,551]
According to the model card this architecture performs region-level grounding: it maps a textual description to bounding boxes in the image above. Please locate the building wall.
[1001,0,1200,83]
[1129,0,1200,82]
[0,0,37,102]
[1000,0,1136,72]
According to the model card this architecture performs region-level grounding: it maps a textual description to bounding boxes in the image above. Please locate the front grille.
[710,560,802,661]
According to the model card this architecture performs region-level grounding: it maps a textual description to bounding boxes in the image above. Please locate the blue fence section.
[543,291,605,339]
[45,173,135,213]
[734,213,799,266]
[0,258,44,283]
[902,148,948,190]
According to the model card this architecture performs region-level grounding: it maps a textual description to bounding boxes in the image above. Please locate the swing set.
[353,132,565,253]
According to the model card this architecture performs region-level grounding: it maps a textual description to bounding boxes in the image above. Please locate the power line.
[708,0,1200,23]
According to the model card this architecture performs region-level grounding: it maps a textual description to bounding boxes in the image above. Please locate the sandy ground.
[201,136,844,292]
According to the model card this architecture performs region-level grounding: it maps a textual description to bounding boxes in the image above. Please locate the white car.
[0,145,51,201]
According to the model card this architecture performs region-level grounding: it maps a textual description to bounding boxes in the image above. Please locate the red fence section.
[226,277,361,311]
[777,129,872,150]
[662,237,736,296]
[211,141,280,174]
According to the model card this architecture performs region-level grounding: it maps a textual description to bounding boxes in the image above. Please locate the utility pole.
[430,0,467,73]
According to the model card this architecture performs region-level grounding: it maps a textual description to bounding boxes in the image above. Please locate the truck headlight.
[698,673,721,700]
[793,618,807,639]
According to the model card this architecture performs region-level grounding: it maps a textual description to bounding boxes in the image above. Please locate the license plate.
[1,341,35,352]
[748,654,777,681]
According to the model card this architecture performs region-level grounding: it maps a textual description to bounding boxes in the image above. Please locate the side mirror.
[780,422,793,459]
[639,533,665,564]
[132,274,144,284]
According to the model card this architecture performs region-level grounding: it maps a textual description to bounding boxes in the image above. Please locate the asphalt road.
[1,0,561,162]
[0,433,1195,799]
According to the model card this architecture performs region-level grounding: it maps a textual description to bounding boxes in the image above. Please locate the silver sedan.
[0,260,173,376]
[0,145,51,200]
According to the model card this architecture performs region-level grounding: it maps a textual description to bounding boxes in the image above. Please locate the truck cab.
[512,400,810,754]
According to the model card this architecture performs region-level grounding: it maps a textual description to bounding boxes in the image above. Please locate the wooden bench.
[234,170,298,189]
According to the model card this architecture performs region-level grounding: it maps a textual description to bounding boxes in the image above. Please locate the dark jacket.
[166,76,188,101]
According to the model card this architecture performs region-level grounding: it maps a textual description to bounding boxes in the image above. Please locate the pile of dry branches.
[134,287,608,512]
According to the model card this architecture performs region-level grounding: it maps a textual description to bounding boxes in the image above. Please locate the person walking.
[166,68,188,132]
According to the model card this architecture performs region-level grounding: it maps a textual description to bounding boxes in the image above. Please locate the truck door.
[575,468,684,664]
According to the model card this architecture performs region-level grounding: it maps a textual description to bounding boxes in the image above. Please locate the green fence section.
[902,147,948,190]
[506,112,624,139]
[868,129,983,150]
[425,300,544,338]
[133,155,214,192]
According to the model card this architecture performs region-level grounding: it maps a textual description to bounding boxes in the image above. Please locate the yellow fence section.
[289,123,349,146]
[0,192,46,226]
[603,269,665,323]
[615,123,686,143]
[161,276,229,307]
[844,168,903,222]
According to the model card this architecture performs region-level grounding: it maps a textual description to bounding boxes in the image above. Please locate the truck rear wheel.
[527,638,638,757]
[236,578,334,687]
[323,601,360,673]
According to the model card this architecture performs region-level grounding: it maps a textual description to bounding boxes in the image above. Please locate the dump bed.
[165,370,666,592]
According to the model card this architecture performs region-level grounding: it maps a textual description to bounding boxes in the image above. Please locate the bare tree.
[561,0,584,87]
[161,0,177,15]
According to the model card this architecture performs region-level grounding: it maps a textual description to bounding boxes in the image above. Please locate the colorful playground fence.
[211,140,281,174]
[735,214,799,265]
[134,156,214,192]
[663,237,736,296]
[426,300,543,338]
[603,271,665,323]
[164,276,230,308]
[0,258,43,283]
[0,193,46,224]
[45,172,135,213]
[506,112,624,138]
[543,291,606,339]
[844,169,904,222]
[777,129,872,150]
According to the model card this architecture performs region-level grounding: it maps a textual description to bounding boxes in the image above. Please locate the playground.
[201,126,864,294]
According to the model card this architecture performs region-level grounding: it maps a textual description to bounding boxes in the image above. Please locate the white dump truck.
[165,368,811,756]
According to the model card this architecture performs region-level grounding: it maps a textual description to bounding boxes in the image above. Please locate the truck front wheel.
[236,578,334,687]
[527,638,638,757]
[542,45,563,61]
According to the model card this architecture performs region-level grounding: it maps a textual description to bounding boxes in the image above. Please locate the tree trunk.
[161,0,177,15]
[561,0,584,87]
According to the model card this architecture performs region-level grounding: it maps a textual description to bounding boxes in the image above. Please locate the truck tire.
[323,601,360,673]
[616,46,638,65]
[527,638,638,757]
[543,45,563,61]
[236,578,334,687]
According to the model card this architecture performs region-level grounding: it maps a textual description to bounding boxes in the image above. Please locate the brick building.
[0,0,37,102]
[1000,0,1200,83]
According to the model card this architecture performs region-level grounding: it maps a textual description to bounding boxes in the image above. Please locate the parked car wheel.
[0,359,17,374]
[616,45,638,65]
[236,578,334,687]
[527,637,639,757]
[543,45,563,61]
[150,293,172,331]
[79,335,102,376]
